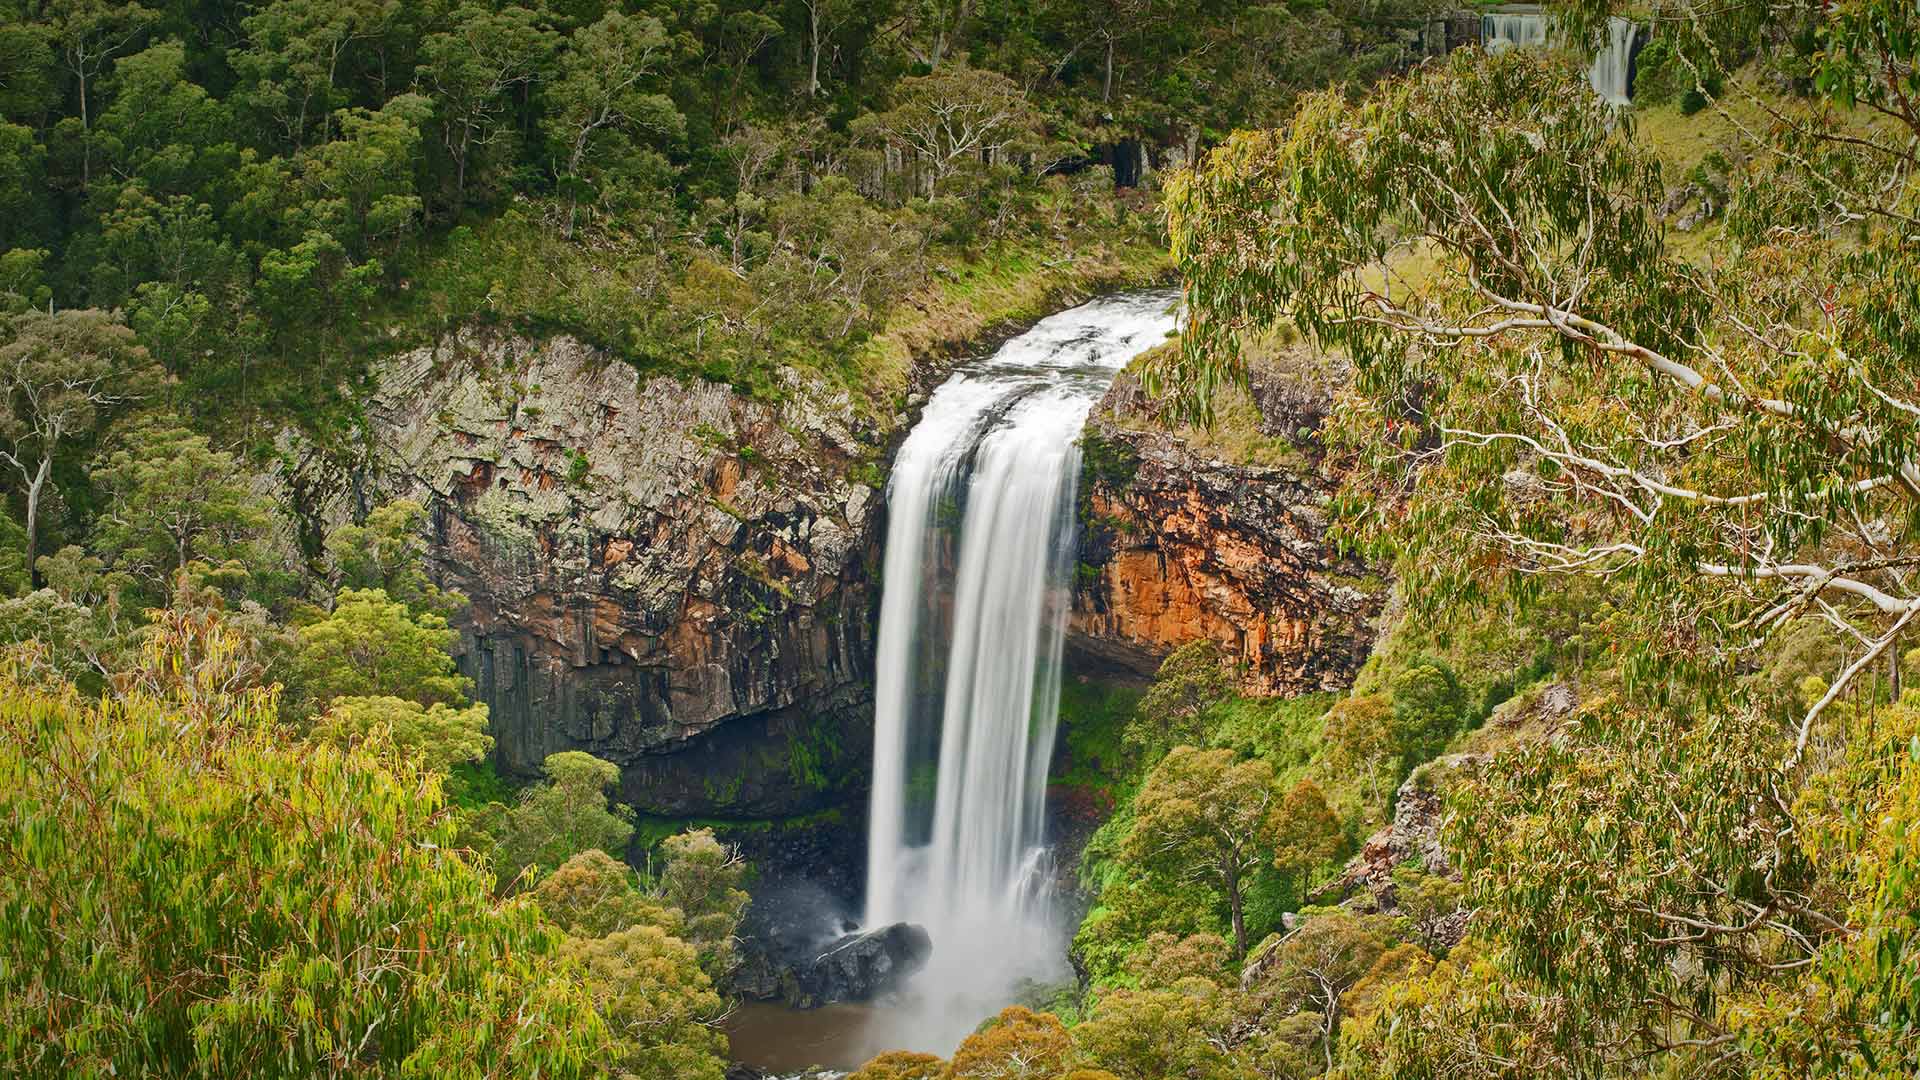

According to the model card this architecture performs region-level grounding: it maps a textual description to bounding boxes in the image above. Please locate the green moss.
[785,712,848,793]
[1202,692,1340,774]
[1054,677,1145,796]
[1079,428,1140,492]
[848,459,886,490]
[629,807,849,856]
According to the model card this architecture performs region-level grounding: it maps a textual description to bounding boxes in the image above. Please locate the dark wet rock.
[732,919,931,1009]
[799,923,932,1008]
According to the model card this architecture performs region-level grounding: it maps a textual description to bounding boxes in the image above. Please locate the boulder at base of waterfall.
[795,923,932,1008]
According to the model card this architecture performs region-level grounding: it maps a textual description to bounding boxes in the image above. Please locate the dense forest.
[5,0,1920,1077]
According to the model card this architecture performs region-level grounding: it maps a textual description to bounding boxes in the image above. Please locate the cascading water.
[1482,11,1550,52]
[1587,17,1638,106]
[863,290,1179,1054]
[1483,9,1638,106]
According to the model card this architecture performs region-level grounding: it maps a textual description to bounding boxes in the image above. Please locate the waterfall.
[1588,17,1638,106]
[1482,11,1550,53]
[1482,9,1638,105]
[864,290,1179,1054]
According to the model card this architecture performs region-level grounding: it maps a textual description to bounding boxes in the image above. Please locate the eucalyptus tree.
[543,10,682,237]
[0,308,153,586]
[1165,45,1920,766]
[418,3,557,209]
[1125,745,1278,957]
[1164,9,1920,1073]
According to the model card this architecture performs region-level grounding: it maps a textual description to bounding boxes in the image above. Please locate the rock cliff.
[356,329,882,816]
[1069,352,1384,694]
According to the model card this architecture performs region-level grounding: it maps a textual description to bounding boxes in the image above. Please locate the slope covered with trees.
[0,0,1440,442]
[837,1,1920,1078]
[0,3,1448,1073]
[12,0,1920,1077]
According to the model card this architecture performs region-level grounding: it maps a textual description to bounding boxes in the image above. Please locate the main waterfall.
[864,290,1178,1053]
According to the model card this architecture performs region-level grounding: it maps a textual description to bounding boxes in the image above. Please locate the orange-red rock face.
[1069,371,1383,695]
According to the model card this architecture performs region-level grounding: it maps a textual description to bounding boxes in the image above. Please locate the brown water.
[723,1000,900,1074]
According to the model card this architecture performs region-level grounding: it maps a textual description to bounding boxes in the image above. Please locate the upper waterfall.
[1483,7,1639,105]
[863,289,1180,1054]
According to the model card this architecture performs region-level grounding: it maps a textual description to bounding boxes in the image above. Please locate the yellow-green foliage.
[0,653,613,1077]
[309,694,492,773]
[292,588,473,711]
[1121,334,1330,469]
[490,751,637,888]
[562,925,728,1080]
[532,849,681,941]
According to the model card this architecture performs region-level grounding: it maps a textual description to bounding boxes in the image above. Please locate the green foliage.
[0,307,155,583]
[0,511,30,596]
[1169,16,1920,1073]
[1125,931,1232,990]
[532,848,678,941]
[308,694,492,774]
[560,924,728,1080]
[292,587,471,713]
[490,751,637,887]
[1074,980,1239,1080]
[89,421,275,604]
[1270,777,1344,895]
[0,588,118,692]
[1056,676,1145,793]
[1126,746,1278,957]
[324,499,460,617]
[655,828,750,981]
[0,622,614,1077]
[1126,640,1237,761]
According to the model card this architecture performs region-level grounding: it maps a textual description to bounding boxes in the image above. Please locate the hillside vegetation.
[7,0,1920,1078]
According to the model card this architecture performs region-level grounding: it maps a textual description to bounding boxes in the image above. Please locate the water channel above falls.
[727,290,1181,1075]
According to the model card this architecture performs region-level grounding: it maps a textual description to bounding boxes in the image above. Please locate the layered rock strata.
[358,330,880,816]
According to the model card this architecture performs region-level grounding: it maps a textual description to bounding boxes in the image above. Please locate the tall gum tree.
[1163,43,1920,767]
[0,308,152,587]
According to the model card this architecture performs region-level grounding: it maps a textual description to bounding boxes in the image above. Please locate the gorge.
[10,2,1912,1076]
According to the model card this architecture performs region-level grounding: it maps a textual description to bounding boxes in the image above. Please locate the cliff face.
[1069,359,1384,694]
[359,330,881,816]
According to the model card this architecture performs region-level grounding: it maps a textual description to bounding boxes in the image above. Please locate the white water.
[1588,17,1638,106]
[863,289,1179,1054]
[1482,12,1550,52]
[1482,10,1638,105]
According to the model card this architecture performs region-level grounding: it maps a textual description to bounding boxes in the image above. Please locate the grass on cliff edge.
[392,197,1171,430]
[857,234,1174,415]
[1109,334,1332,470]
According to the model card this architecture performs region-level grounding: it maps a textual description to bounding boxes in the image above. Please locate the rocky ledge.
[1068,354,1385,694]
[353,329,882,816]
